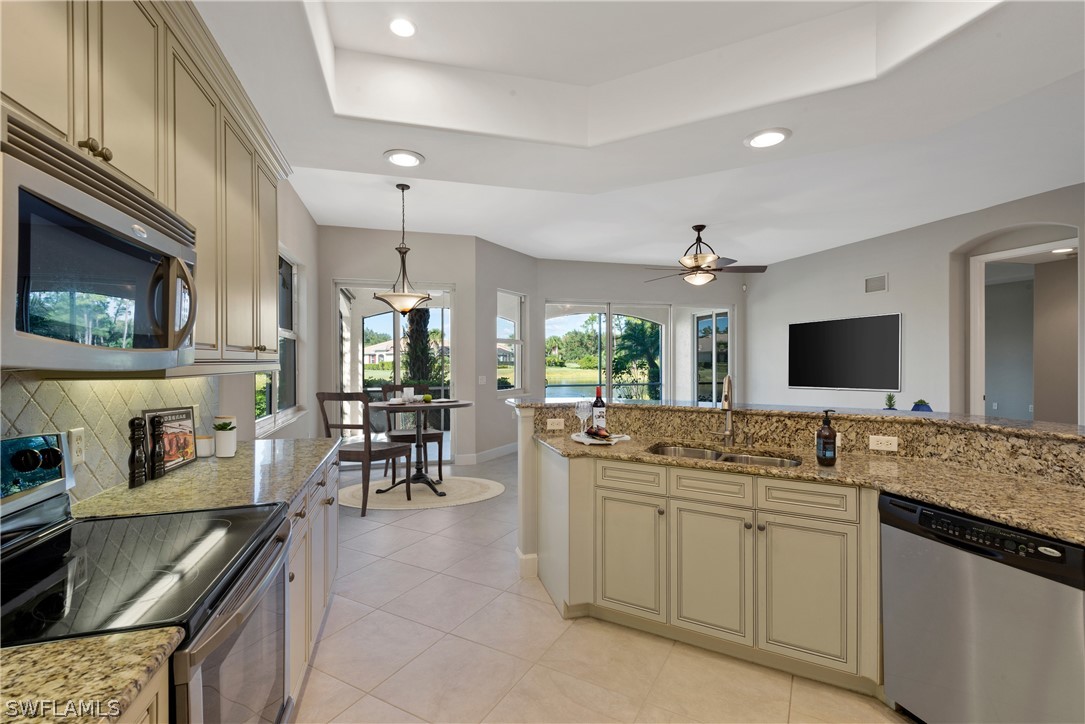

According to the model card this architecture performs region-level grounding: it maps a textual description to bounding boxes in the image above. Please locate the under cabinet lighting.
[1052,248,1075,254]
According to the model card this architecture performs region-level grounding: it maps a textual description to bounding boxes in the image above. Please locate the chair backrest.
[380,384,431,430]
[316,391,373,453]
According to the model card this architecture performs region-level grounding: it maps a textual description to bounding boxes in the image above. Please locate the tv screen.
[788,314,900,390]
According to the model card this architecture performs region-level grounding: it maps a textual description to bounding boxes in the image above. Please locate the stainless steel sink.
[647,442,801,467]
[648,444,722,460]
[717,453,801,468]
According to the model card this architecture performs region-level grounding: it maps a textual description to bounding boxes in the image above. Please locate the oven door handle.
[173,519,289,672]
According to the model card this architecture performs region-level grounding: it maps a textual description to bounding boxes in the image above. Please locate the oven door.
[172,520,291,724]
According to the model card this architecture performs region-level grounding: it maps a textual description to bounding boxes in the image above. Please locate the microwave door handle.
[146,260,168,338]
[174,520,289,671]
[171,259,197,349]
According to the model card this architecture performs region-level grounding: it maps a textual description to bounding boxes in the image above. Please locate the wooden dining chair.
[380,383,444,482]
[316,392,412,516]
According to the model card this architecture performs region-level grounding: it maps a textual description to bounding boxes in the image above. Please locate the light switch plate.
[68,428,85,465]
[546,418,564,431]
[478,375,487,385]
[869,435,899,452]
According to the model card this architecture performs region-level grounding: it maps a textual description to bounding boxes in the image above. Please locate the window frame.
[496,289,526,393]
[256,251,305,437]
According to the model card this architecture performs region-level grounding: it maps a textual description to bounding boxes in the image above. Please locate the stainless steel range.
[0,434,292,722]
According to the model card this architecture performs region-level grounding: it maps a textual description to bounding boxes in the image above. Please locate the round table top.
[370,399,473,412]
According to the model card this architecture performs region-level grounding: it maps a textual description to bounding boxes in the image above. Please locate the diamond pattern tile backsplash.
[1,372,218,501]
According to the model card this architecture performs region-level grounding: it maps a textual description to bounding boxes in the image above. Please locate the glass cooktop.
[0,504,283,648]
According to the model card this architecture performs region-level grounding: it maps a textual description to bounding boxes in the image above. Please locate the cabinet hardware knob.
[331,460,340,467]
[656,507,665,515]
[78,137,100,153]
[93,146,113,162]
[294,509,306,519]
[288,572,295,583]
[317,478,327,487]
[325,497,335,505]
[255,344,268,352]
[757,524,766,531]
[744,522,753,530]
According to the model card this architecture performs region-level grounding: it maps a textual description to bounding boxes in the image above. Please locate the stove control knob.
[11,448,42,473]
[39,447,63,469]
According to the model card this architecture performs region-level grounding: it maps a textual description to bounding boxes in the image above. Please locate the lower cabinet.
[592,461,865,675]
[286,458,340,700]
[117,662,168,724]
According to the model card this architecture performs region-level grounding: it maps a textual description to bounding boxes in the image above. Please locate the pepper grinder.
[128,417,147,488]
[149,415,166,480]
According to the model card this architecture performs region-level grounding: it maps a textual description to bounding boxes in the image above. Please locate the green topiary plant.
[913,399,928,406]
[884,393,897,410]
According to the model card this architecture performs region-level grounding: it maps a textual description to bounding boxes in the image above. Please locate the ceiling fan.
[645,224,767,285]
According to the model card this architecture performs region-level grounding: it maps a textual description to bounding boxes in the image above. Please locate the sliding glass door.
[695,310,729,404]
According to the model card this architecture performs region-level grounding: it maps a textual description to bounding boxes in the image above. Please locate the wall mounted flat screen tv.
[788,313,901,391]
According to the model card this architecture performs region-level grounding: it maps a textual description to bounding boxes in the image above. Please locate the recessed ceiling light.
[743,127,792,148]
[1052,247,1075,254]
[384,149,425,167]
[390,18,415,37]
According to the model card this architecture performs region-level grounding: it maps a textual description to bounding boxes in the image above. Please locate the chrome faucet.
[718,374,734,447]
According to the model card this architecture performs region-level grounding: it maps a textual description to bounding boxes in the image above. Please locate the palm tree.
[614,317,662,400]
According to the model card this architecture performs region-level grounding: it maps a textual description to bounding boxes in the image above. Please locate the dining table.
[368,398,473,497]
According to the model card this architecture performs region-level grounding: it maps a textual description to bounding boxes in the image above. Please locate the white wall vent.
[865,274,888,294]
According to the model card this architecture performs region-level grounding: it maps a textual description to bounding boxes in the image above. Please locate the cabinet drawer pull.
[757,523,766,532]
[288,572,295,583]
[745,522,753,530]
[77,137,100,153]
[294,509,306,519]
[657,507,665,515]
[255,344,268,352]
[325,497,335,506]
[93,146,113,162]
[331,460,340,467]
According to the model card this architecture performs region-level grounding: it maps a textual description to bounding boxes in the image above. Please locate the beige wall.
[1034,258,1079,423]
[746,184,1083,413]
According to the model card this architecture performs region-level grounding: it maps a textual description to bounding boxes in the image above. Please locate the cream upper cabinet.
[594,487,667,623]
[89,0,164,197]
[1,0,76,141]
[668,499,754,646]
[256,163,279,359]
[165,31,220,357]
[756,511,859,673]
[221,112,258,358]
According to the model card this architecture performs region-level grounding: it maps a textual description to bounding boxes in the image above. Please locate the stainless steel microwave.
[2,111,197,371]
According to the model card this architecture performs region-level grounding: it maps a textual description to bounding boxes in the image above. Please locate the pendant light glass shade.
[679,224,719,269]
[683,270,716,285]
[374,184,431,315]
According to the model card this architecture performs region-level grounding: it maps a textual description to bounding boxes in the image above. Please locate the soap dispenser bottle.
[816,409,837,467]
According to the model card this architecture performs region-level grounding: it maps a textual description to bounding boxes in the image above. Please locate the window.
[497,290,524,390]
[694,310,729,404]
[256,255,301,433]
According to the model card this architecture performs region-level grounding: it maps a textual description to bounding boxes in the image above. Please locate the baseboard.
[516,548,538,577]
[456,441,518,466]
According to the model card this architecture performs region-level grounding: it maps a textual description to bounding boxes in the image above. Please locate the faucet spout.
[720,374,734,447]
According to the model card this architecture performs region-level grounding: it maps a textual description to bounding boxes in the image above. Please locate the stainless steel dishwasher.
[880,493,1084,724]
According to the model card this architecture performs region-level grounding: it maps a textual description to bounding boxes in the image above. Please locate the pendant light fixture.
[373,183,431,315]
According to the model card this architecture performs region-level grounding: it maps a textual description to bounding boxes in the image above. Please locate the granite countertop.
[0,627,184,723]
[538,434,1085,546]
[72,438,340,518]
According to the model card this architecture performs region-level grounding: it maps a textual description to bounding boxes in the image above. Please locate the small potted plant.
[213,418,237,458]
[884,393,897,410]
[911,398,933,412]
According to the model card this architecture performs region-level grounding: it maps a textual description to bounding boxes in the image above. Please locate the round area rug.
[338,476,505,511]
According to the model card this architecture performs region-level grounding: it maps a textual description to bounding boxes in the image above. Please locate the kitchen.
[1,1,1084,723]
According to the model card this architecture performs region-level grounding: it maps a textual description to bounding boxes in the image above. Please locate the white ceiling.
[195,1,1085,268]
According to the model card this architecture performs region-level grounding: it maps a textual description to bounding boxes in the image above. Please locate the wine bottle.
[592,386,607,431]
[128,417,147,489]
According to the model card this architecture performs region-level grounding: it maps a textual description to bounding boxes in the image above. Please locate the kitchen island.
[2,439,340,723]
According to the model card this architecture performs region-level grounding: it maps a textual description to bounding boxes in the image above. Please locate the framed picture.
[142,406,197,474]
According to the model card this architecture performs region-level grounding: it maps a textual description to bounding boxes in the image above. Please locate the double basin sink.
[648,443,801,468]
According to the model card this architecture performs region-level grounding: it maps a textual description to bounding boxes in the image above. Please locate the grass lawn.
[545,366,604,384]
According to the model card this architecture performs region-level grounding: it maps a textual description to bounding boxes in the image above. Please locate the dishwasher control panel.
[918,509,1065,560]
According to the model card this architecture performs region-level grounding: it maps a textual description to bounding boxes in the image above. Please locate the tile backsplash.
[1,372,218,501]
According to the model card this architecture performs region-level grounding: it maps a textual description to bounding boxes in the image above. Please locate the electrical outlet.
[68,428,85,465]
[992,402,998,410]
[478,375,487,385]
[1029,404,1034,413]
[546,418,565,431]
[869,435,899,452]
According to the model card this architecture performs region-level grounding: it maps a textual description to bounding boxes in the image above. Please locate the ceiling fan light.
[683,270,716,286]
[680,251,719,269]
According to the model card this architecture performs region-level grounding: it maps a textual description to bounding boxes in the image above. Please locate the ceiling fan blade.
[644,272,688,282]
[715,265,767,273]
[714,256,738,267]
[644,266,686,271]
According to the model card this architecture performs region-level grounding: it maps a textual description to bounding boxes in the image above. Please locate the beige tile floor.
[294,454,906,724]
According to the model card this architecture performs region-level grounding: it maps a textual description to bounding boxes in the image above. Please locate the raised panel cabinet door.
[756,512,859,673]
[166,34,220,356]
[287,531,309,699]
[256,165,278,358]
[92,0,163,197]
[1,0,75,140]
[324,465,339,596]
[222,114,257,357]
[668,499,754,645]
[594,488,667,623]
[307,493,327,650]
